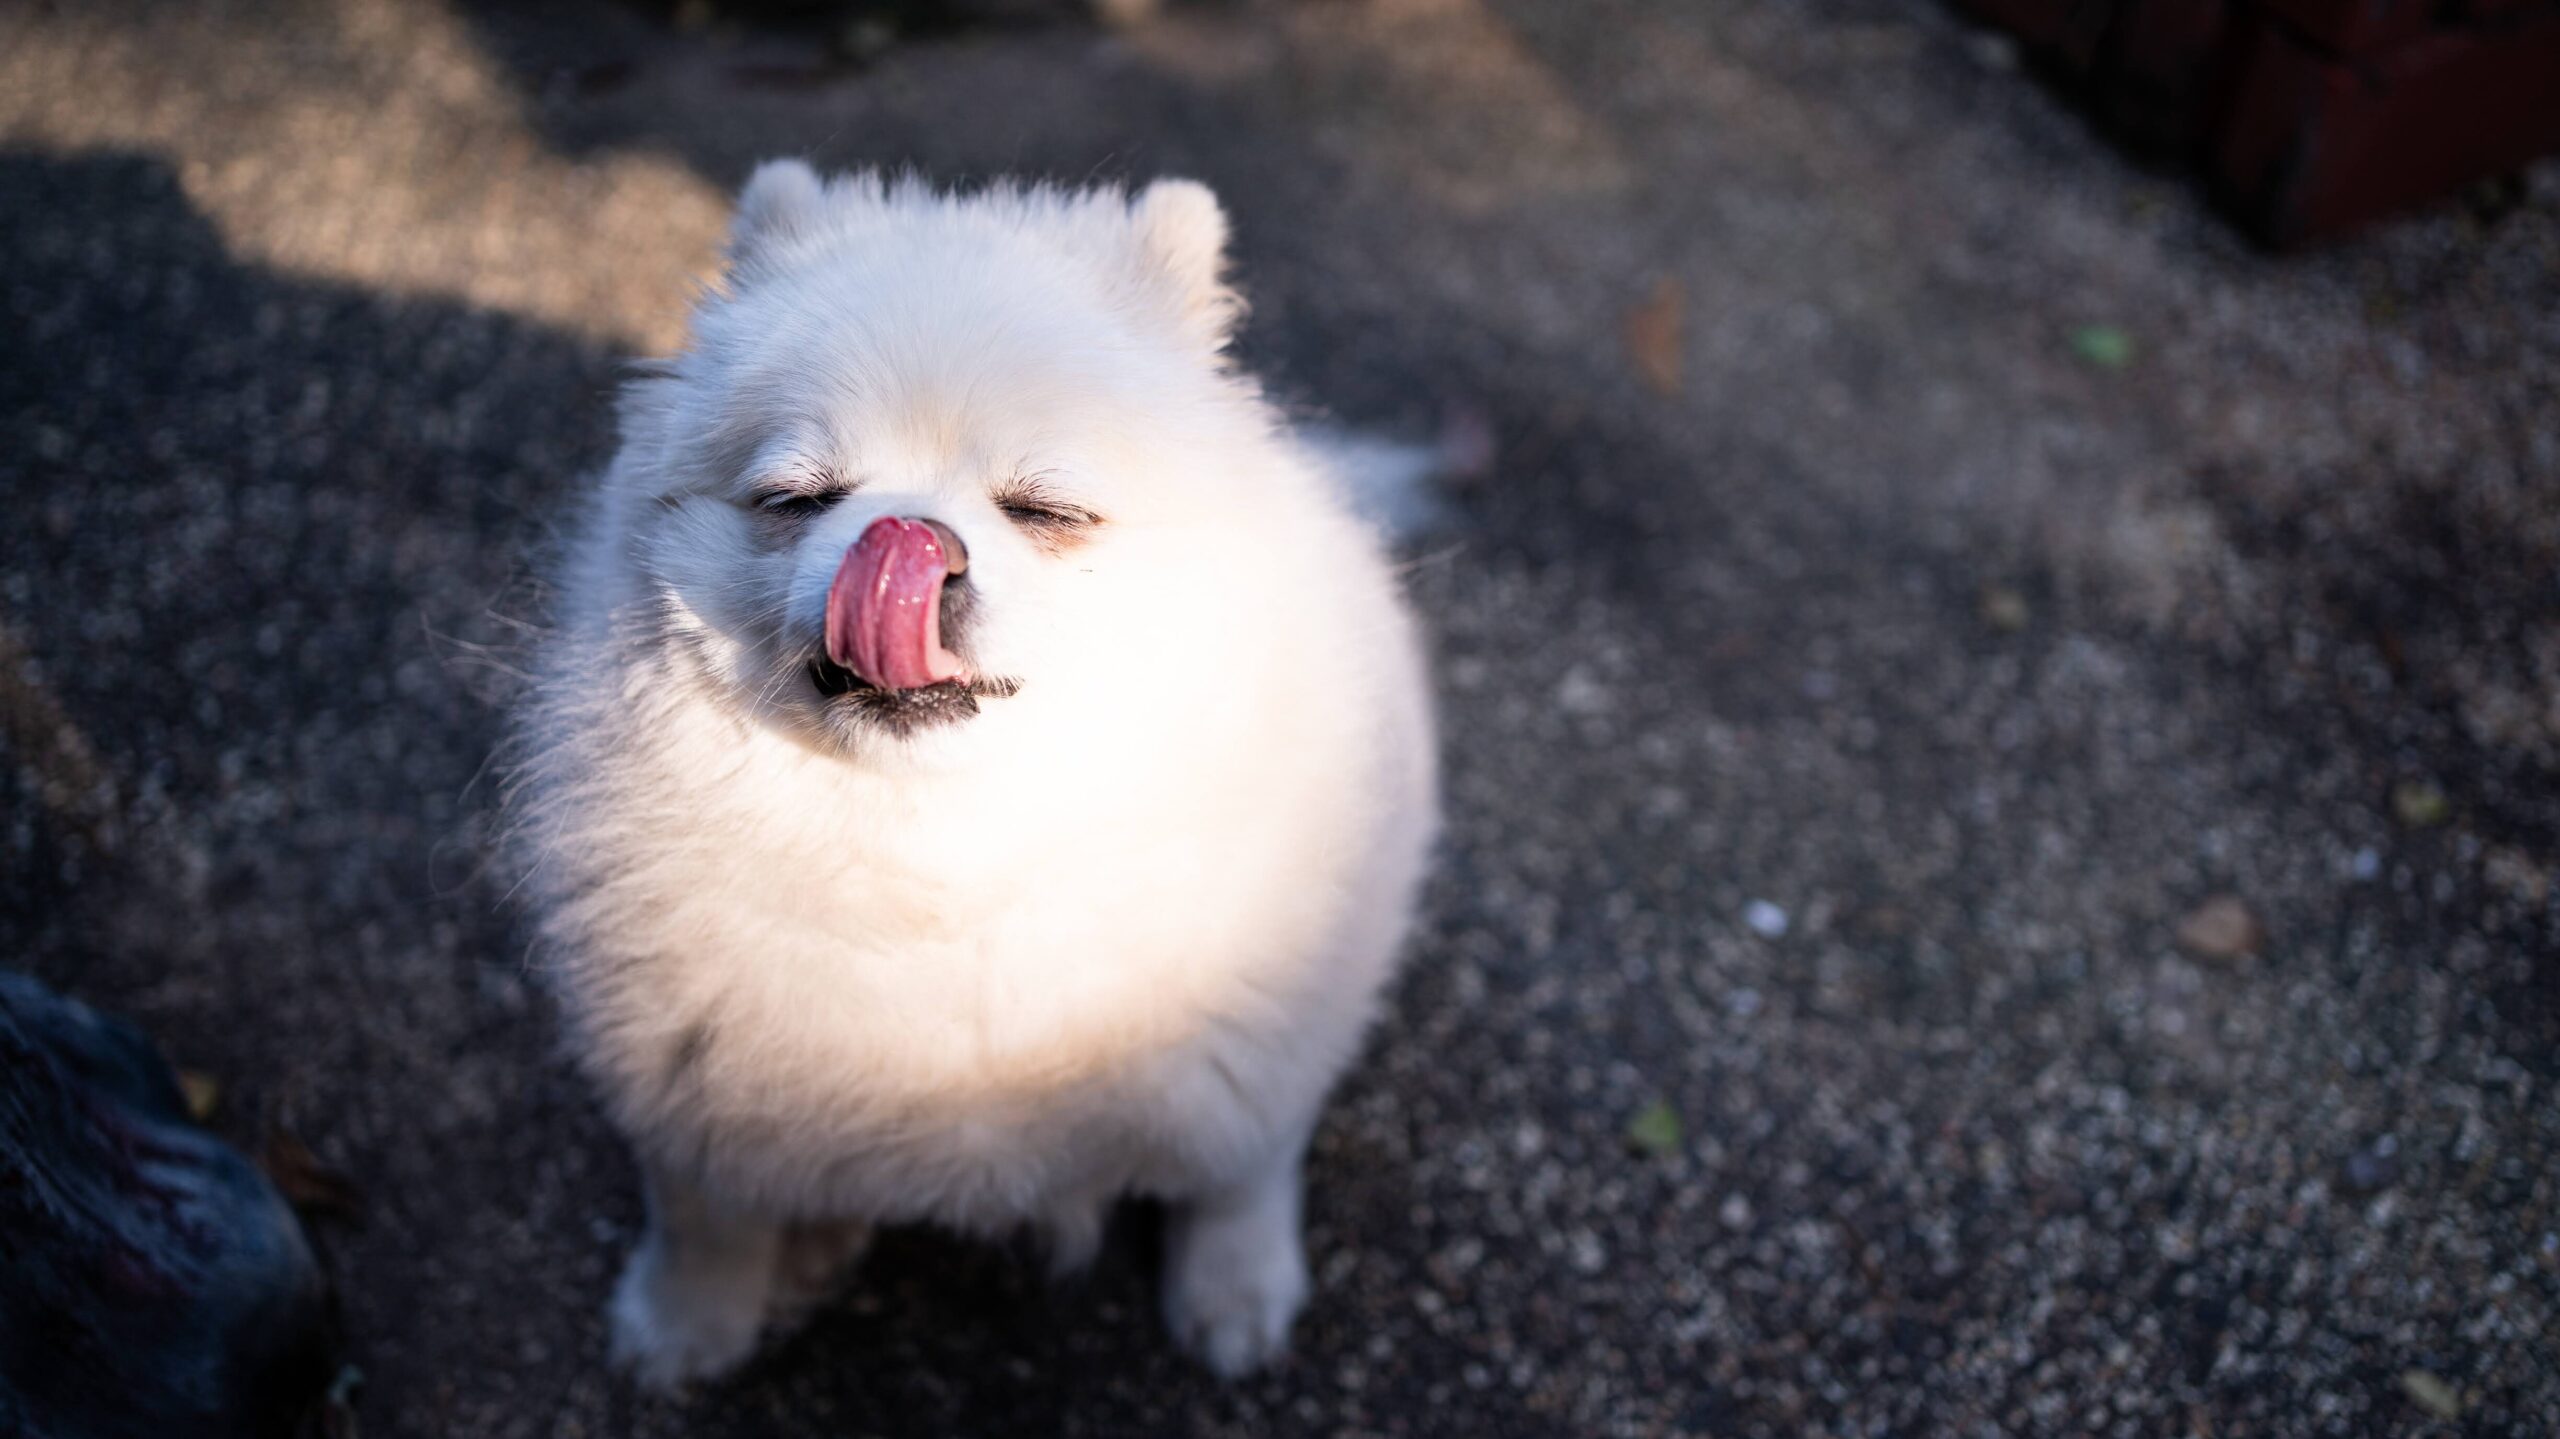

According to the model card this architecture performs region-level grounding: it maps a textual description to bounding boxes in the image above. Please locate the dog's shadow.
[2,143,1456,1439]
[709,1204,1181,1421]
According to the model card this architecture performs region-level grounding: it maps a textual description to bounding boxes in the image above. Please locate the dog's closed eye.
[747,468,853,523]
[994,482,1102,544]
[754,488,841,519]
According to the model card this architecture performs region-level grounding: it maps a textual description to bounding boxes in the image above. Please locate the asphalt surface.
[4,2,2557,1435]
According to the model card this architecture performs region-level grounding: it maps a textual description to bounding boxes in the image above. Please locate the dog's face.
[612,167,1259,758]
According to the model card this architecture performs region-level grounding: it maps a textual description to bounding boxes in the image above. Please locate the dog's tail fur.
[1294,405,1491,546]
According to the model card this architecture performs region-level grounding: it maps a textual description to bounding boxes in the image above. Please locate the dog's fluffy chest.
[630,867,1326,1228]
[560,713,1360,1222]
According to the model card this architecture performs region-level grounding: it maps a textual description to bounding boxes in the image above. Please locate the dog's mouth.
[806,656,1021,734]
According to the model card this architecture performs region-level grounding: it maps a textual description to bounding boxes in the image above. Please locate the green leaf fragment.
[2393,780,2451,828]
[1626,1100,1683,1156]
[2069,325,2134,369]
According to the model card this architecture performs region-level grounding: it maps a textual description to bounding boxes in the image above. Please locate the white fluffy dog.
[513,161,1437,1386]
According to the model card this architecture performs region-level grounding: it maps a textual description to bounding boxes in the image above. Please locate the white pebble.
[1743,900,1790,938]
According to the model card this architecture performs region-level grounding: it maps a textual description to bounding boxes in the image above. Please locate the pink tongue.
[825,517,965,692]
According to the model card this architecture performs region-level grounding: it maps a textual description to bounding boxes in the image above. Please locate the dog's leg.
[1041,1197,1108,1279]
[608,1164,783,1389]
[1161,1151,1310,1377]
[767,1217,872,1335]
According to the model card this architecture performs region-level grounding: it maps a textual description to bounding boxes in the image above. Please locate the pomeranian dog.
[512,161,1437,1387]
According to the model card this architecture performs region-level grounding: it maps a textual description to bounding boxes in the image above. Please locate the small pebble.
[2344,1137,2401,1193]
[1567,1229,1607,1274]
[1743,900,1789,938]
[2399,1369,2462,1420]
[1556,667,1609,716]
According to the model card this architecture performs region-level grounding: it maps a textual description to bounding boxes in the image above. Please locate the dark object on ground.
[1954,0,2560,244]
[0,971,334,1439]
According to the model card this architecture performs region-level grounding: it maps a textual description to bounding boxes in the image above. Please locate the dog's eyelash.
[1000,501,1094,527]
[994,486,1101,532]
[750,481,847,518]
[756,491,833,514]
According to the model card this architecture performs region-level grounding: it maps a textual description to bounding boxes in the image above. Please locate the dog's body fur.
[513,165,1436,1384]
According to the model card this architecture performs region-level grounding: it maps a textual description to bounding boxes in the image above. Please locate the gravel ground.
[4,2,2557,1435]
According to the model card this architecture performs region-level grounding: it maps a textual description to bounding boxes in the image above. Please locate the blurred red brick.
[2214,14,2560,244]
[1947,0,2560,243]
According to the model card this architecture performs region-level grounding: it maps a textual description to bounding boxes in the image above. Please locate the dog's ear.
[728,159,828,270]
[1129,179,1241,352]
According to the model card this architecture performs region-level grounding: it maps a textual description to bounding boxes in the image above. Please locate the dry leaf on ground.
[260,1129,365,1221]
[2175,894,2264,959]
[1623,277,1685,396]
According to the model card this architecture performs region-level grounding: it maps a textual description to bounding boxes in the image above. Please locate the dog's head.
[610,164,1268,758]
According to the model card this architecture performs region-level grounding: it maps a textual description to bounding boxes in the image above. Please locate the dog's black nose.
[916,517,967,575]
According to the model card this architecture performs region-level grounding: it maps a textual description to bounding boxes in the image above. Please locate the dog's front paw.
[1162,1207,1309,1377]
[607,1241,770,1391]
